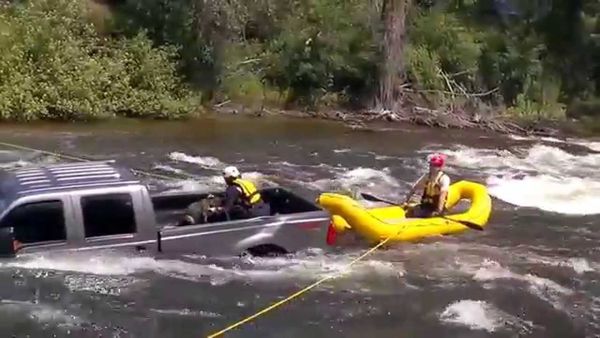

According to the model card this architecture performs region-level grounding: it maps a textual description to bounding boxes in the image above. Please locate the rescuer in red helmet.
[404,153,450,218]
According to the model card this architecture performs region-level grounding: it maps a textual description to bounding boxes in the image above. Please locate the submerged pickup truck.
[0,161,331,258]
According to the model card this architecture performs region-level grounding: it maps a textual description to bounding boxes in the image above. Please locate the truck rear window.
[0,200,66,244]
[81,193,137,238]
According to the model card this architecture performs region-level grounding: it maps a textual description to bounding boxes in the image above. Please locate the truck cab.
[0,161,331,258]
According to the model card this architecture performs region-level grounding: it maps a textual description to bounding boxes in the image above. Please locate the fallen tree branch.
[214,100,231,108]
[237,58,262,66]
[403,87,499,98]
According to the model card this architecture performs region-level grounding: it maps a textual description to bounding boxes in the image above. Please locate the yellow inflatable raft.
[317,180,492,244]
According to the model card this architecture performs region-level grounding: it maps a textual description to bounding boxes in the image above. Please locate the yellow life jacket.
[421,171,445,205]
[232,178,262,206]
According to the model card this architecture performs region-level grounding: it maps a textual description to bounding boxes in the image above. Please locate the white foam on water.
[446,144,600,215]
[333,148,352,153]
[160,177,223,193]
[310,167,402,201]
[460,259,573,310]
[509,134,600,152]
[63,274,141,296]
[512,251,597,275]
[567,258,594,274]
[508,134,566,144]
[440,300,504,332]
[269,160,339,171]
[374,154,397,160]
[0,159,32,169]
[168,152,224,168]
[152,164,186,175]
[440,300,533,333]
[0,152,59,170]
[3,250,404,290]
[158,171,274,193]
[486,175,600,215]
[150,308,222,318]
[575,140,600,152]
[239,248,404,282]
[447,144,600,176]
[0,300,81,328]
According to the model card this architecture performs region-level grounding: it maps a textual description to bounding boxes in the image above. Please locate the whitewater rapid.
[159,136,600,215]
[445,141,600,215]
[1,132,599,335]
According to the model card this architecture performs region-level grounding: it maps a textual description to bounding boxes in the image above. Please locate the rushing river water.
[0,116,598,338]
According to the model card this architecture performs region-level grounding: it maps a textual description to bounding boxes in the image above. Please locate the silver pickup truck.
[0,161,331,258]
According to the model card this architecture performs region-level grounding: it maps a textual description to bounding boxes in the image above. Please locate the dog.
[179,194,224,226]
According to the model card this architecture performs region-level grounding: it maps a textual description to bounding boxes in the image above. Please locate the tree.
[378,0,412,110]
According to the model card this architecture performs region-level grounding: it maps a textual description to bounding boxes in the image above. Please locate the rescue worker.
[404,153,450,218]
[220,166,270,220]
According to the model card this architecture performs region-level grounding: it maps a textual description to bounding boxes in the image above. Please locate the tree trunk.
[378,0,411,110]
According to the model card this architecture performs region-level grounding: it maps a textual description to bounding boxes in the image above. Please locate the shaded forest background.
[0,0,598,130]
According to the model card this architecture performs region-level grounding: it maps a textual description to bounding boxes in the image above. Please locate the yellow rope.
[206,234,395,338]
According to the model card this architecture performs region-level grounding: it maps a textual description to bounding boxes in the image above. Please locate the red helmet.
[428,153,446,167]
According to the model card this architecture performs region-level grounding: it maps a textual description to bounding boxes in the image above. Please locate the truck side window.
[0,201,66,244]
[82,193,137,238]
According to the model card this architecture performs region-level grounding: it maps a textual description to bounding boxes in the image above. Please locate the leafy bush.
[263,0,379,107]
[409,11,482,77]
[2,0,597,126]
[0,0,200,121]
[405,9,568,120]
[405,11,484,108]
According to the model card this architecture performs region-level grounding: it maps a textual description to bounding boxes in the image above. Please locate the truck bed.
[151,187,320,227]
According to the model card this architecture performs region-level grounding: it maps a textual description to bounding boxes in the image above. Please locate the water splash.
[3,249,404,290]
[168,152,224,169]
[446,144,600,215]
[440,300,533,333]
[310,167,402,201]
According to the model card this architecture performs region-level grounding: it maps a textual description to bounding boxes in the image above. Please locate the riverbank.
[2,0,598,130]
[211,102,598,139]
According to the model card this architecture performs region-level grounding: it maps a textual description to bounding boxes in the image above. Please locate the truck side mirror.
[0,227,16,258]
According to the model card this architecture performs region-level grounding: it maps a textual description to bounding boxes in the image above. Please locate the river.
[0,116,598,338]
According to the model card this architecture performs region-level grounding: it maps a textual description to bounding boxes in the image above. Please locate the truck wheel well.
[244,244,288,257]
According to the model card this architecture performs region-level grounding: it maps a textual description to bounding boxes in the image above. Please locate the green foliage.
[405,7,572,121]
[405,45,444,104]
[409,11,482,77]
[405,11,482,106]
[263,0,379,108]
[0,0,199,121]
[219,44,275,109]
[2,0,600,125]
[115,0,379,108]
[108,0,599,123]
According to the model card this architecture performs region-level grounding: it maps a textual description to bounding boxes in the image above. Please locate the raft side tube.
[317,193,408,241]
[443,180,492,227]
